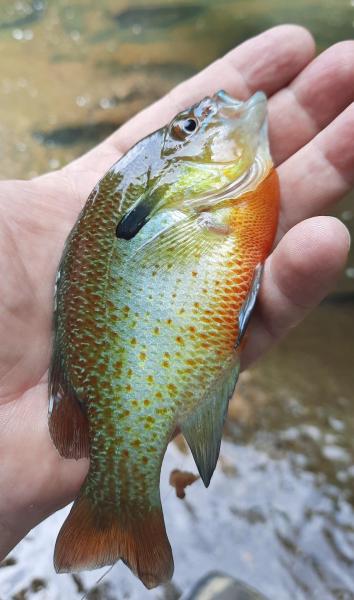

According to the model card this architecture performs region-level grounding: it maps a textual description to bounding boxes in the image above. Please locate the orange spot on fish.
[176,336,185,345]
[146,375,154,384]
[130,338,137,346]
[214,317,223,323]
[186,359,196,366]
[154,327,160,335]
[167,383,177,396]
[144,399,151,406]
[132,439,141,448]
[139,352,147,360]
[106,423,115,437]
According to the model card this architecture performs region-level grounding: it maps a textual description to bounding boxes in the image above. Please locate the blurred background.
[0,1,353,599]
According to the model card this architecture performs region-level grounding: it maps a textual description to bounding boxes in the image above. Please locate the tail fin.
[54,492,174,589]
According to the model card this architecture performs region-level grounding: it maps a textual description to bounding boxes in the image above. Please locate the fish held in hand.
[48,90,279,588]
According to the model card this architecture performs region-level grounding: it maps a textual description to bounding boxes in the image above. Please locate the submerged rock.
[0,1,44,30]
[33,122,120,147]
[114,5,205,29]
[182,571,270,600]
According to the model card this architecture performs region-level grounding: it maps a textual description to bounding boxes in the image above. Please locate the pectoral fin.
[48,344,89,459]
[236,263,263,348]
[133,213,228,270]
[180,358,240,487]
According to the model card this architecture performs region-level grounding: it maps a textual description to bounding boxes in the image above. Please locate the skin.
[0,25,353,562]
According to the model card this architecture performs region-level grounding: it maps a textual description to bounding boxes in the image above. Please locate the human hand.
[0,25,353,559]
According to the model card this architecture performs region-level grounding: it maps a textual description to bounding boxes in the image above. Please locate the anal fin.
[48,347,89,459]
[180,358,240,487]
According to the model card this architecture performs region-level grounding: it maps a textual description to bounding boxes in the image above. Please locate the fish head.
[163,89,267,167]
[116,90,272,240]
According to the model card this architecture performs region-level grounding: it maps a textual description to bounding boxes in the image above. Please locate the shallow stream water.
[0,1,353,599]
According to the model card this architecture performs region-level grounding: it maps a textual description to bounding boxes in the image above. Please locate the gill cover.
[116,90,271,241]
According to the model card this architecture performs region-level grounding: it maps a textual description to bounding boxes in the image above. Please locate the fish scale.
[48,90,279,588]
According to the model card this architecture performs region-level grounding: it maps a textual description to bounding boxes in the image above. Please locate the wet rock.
[30,578,46,592]
[230,505,267,525]
[12,578,46,599]
[72,573,85,593]
[182,571,270,600]
[0,556,16,567]
[161,581,183,600]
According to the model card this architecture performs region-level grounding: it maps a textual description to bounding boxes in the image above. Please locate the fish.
[48,90,279,588]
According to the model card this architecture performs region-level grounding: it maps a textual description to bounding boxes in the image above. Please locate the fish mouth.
[212,89,267,132]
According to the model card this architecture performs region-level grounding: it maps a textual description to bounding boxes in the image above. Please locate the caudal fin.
[54,492,174,589]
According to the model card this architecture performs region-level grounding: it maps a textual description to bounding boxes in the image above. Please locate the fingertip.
[261,23,315,48]
[241,216,350,368]
[271,216,350,309]
[233,25,316,94]
[257,24,315,60]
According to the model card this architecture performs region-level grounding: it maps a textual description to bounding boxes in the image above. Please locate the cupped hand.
[0,25,353,559]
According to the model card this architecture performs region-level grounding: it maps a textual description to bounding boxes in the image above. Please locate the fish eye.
[183,118,197,132]
[170,116,199,140]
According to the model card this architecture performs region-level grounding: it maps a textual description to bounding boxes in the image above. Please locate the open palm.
[0,25,353,560]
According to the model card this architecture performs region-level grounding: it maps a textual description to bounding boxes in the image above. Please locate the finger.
[277,102,354,238]
[69,24,314,182]
[241,216,350,368]
[270,41,354,165]
[113,25,315,154]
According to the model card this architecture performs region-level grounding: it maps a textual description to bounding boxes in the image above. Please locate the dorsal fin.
[180,358,240,487]
[48,343,89,459]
